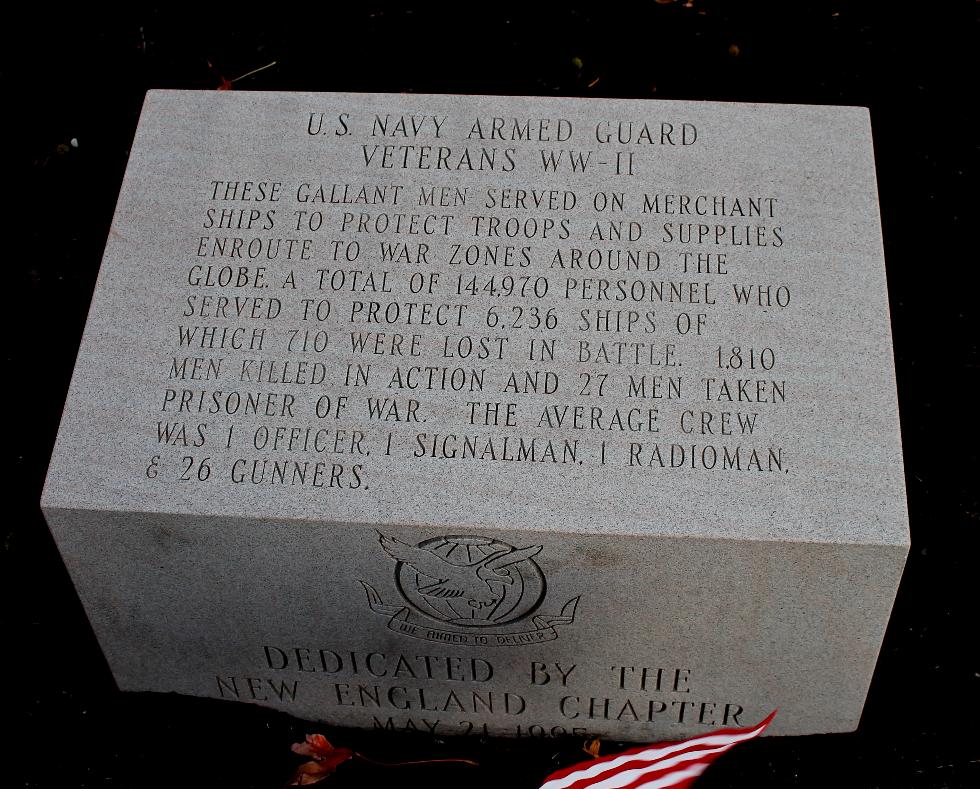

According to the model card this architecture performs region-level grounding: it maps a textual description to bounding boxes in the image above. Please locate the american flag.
[538,712,776,789]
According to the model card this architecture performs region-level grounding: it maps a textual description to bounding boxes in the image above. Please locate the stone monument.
[41,90,909,738]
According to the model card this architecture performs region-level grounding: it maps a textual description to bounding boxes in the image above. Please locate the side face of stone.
[44,508,907,737]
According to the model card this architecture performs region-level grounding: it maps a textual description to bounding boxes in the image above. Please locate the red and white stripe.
[538,712,776,789]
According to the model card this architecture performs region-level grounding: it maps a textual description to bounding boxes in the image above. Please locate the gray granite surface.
[42,90,909,737]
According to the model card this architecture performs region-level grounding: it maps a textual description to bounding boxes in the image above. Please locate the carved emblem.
[360,533,578,646]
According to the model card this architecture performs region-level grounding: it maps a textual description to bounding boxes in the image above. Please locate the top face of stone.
[42,90,908,546]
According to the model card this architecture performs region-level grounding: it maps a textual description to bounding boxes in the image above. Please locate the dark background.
[5,4,977,787]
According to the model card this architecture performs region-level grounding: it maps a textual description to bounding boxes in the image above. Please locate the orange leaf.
[287,734,355,784]
[286,760,336,786]
[292,734,352,762]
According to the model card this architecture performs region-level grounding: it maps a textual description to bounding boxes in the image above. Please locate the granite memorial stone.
[41,90,909,738]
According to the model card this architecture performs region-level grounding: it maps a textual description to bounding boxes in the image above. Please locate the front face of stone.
[42,90,909,738]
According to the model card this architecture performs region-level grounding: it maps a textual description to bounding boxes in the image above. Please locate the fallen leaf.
[287,734,354,786]
[288,761,339,786]
[583,737,601,758]
[287,732,476,785]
